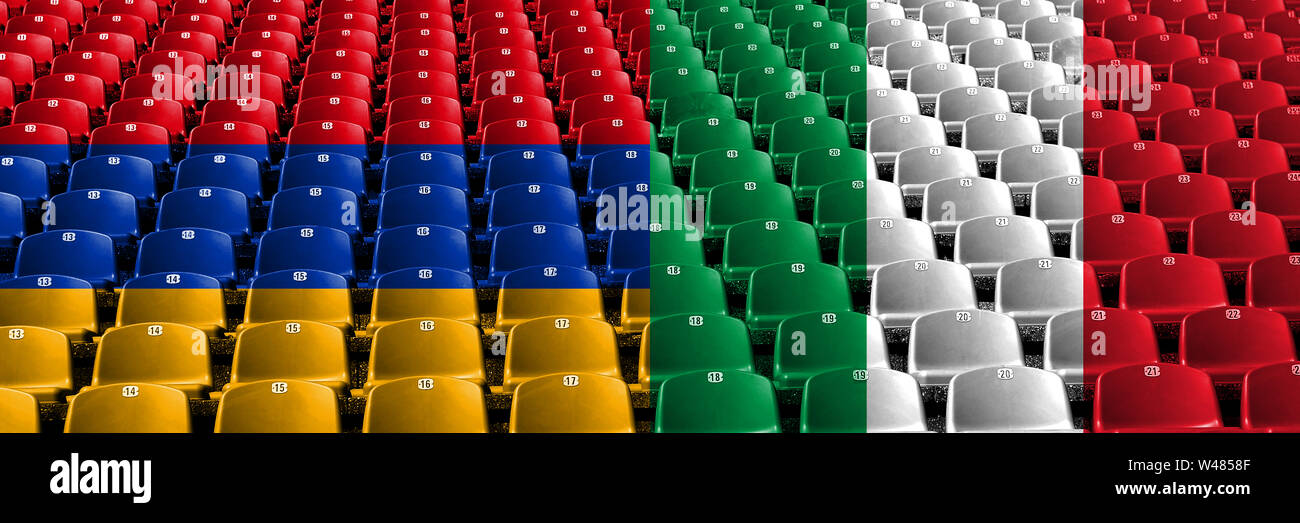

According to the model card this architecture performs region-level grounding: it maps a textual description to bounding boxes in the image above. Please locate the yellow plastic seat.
[115,272,229,336]
[64,383,191,433]
[92,323,212,398]
[0,388,39,433]
[0,326,72,401]
[0,277,98,341]
[493,265,605,334]
[240,270,354,333]
[215,379,341,433]
[362,376,488,433]
[365,318,485,393]
[503,316,622,393]
[620,285,650,333]
[228,320,350,393]
[367,267,480,331]
[509,373,635,433]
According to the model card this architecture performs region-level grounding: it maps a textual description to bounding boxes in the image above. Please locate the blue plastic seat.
[371,224,472,280]
[586,149,671,198]
[0,193,23,247]
[267,186,363,239]
[576,138,652,171]
[594,182,686,236]
[15,230,118,287]
[0,155,52,207]
[487,222,588,285]
[376,183,470,233]
[134,228,237,285]
[486,182,581,235]
[380,151,469,192]
[156,187,253,242]
[482,149,571,200]
[86,141,172,169]
[280,152,368,199]
[187,140,273,168]
[0,123,72,170]
[174,153,264,202]
[254,225,355,280]
[604,229,649,286]
[67,154,158,203]
[45,188,139,242]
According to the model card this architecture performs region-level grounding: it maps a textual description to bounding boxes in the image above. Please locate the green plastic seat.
[775,311,869,389]
[654,370,781,433]
[650,224,707,266]
[704,180,797,239]
[753,90,828,144]
[769,3,829,44]
[800,368,867,433]
[813,177,867,237]
[639,23,694,56]
[646,67,718,119]
[717,43,787,92]
[645,263,730,318]
[845,89,867,140]
[845,2,867,44]
[689,148,776,196]
[648,150,675,186]
[769,115,851,173]
[639,313,755,390]
[722,217,822,283]
[829,0,868,21]
[671,115,753,170]
[637,45,705,87]
[705,22,772,66]
[681,0,742,25]
[733,65,806,114]
[692,5,755,46]
[801,41,868,88]
[794,147,871,200]
[839,218,866,279]
[819,63,866,114]
[785,20,852,67]
[745,261,854,330]
[754,0,810,23]
[659,92,736,146]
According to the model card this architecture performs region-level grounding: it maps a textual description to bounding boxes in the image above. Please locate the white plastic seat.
[954,215,1055,277]
[865,217,938,278]
[908,309,1025,384]
[871,258,978,329]
[866,368,931,432]
[995,256,1085,324]
[946,365,1078,432]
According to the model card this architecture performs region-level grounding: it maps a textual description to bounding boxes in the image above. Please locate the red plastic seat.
[479,118,561,159]
[317,0,379,18]
[1083,175,1126,217]
[164,12,229,41]
[304,49,374,81]
[1255,105,1300,161]
[23,0,84,28]
[1100,140,1188,201]
[284,119,369,161]
[1182,12,1247,48]
[243,0,306,23]
[384,70,460,106]
[1258,53,1300,99]
[88,122,173,164]
[201,97,281,136]
[535,0,594,18]
[1081,212,1171,275]
[207,70,286,109]
[298,70,372,102]
[566,92,643,137]
[0,50,36,90]
[545,22,613,58]
[468,26,536,56]
[313,28,379,58]
[1140,172,1234,230]
[384,94,463,130]
[1082,307,1161,384]
[1168,55,1241,103]
[558,68,631,112]
[13,97,91,141]
[232,30,301,63]
[172,0,233,25]
[1181,306,1295,383]
[1252,171,1300,229]
[1212,79,1289,128]
[391,0,452,17]
[1246,252,1300,320]
[152,30,221,64]
[467,46,541,83]
[381,118,462,151]
[1093,363,1227,432]
[1119,81,1195,132]
[1119,253,1228,323]
[99,0,161,27]
[31,73,106,113]
[7,14,71,47]
[0,32,54,67]
[189,121,271,162]
[462,0,524,21]
[463,10,530,38]
[576,117,653,159]
[239,13,304,43]
[122,71,201,111]
[1084,58,1153,105]
[83,14,149,45]
[1101,14,1167,55]
[476,94,554,138]
[551,45,622,80]
[0,76,15,116]
[391,11,456,35]
[136,50,207,84]
[1078,109,1141,159]
[1241,361,1300,432]
[615,7,653,47]
[70,33,138,67]
[1146,0,1209,32]
[1079,0,1132,33]
[467,69,547,115]
[1217,30,1285,75]
[1223,0,1286,28]
[0,122,69,165]
[390,27,459,55]
[50,51,122,88]
[1263,10,1300,47]
[387,48,458,76]
[315,12,380,36]
[1201,138,1290,192]
[540,9,605,40]
[294,95,373,135]
[1188,209,1289,272]
[1131,33,1199,78]
[108,97,187,137]
[222,49,294,84]
[1155,107,1239,162]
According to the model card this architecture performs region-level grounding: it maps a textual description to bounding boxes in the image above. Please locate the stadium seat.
[0,326,71,401]
[509,372,634,433]
[1180,306,1295,383]
[773,311,873,390]
[363,376,488,433]
[92,323,211,397]
[996,257,1089,325]
[620,264,729,333]
[502,316,621,393]
[215,379,341,433]
[382,151,469,193]
[116,272,228,336]
[703,180,796,240]
[253,226,355,280]
[799,368,867,433]
[487,183,580,234]
[365,318,485,392]
[655,370,780,433]
[1241,362,1300,432]
[721,218,821,283]
[1247,253,1300,321]
[947,366,1075,432]
[229,319,350,393]
[495,265,604,333]
[921,176,1014,234]
[267,185,362,240]
[135,228,236,286]
[64,383,191,433]
[1188,210,1288,272]
[16,230,117,288]
[1093,363,1228,432]
[953,215,1054,277]
[746,262,853,331]
[638,313,755,391]
[909,309,1025,385]
[1120,253,1229,323]
[368,268,480,330]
